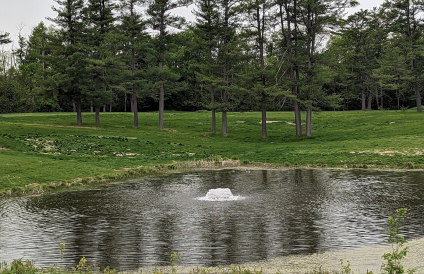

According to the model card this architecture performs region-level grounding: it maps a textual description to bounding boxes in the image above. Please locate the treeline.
[0,0,423,137]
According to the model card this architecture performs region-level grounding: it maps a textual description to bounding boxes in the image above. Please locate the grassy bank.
[1,110,424,195]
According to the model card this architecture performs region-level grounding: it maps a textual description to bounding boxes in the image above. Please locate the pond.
[1,169,424,271]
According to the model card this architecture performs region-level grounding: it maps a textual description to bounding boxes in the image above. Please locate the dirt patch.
[21,123,101,130]
[163,128,177,133]
[236,121,245,123]
[356,149,424,156]
[113,152,140,157]
[0,147,9,150]
[259,121,282,124]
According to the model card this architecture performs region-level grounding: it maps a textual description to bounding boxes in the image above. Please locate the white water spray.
[197,188,244,201]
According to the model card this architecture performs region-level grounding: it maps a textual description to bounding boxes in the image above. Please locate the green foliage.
[0,259,37,274]
[60,243,66,260]
[381,208,415,274]
[339,259,351,274]
[170,252,181,274]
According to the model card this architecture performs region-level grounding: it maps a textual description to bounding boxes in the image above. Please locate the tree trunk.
[132,83,138,128]
[90,101,93,112]
[124,93,127,112]
[415,75,422,112]
[222,89,228,136]
[159,55,164,129]
[95,107,100,125]
[367,94,372,110]
[211,85,216,134]
[222,109,227,136]
[257,4,267,138]
[109,104,112,112]
[375,93,379,110]
[261,104,267,138]
[397,89,400,110]
[294,71,302,137]
[361,90,366,110]
[159,83,164,129]
[306,107,312,137]
[76,99,82,125]
[380,86,383,110]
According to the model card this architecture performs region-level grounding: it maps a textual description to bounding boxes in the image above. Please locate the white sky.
[0,0,384,51]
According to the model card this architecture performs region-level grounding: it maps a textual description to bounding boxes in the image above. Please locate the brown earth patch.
[259,121,282,124]
[356,149,424,156]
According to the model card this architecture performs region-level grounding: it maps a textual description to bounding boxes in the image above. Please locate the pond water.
[1,169,424,271]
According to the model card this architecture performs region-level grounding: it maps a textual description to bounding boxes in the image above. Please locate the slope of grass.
[1,110,424,194]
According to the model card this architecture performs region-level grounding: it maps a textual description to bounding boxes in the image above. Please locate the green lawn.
[1,110,423,194]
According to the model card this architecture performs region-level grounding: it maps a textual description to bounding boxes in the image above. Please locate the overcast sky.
[1,0,384,51]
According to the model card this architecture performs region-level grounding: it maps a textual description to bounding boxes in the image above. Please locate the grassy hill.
[1,110,424,195]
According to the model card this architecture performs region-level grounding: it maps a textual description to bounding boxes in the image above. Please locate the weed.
[381,208,415,274]
[340,259,351,274]
[60,243,66,260]
[170,252,181,274]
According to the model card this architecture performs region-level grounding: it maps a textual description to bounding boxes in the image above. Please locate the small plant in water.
[60,242,66,260]
[170,252,181,274]
[381,208,415,274]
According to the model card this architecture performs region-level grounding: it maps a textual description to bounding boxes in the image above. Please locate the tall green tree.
[242,0,274,137]
[84,0,117,125]
[276,0,303,136]
[147,0,189,129]
[215,0,244,136]
[299,0,357,136]
[48,0,87,124]
[385,0,424,112]
[193,0,220,133]
[118,0,149,128]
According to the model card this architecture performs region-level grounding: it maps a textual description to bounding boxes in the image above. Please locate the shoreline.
[1,160,424,198]
[122,237,424,274]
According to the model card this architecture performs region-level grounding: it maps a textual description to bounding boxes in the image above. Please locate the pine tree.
[83,0,117,125]
[0,32,11,46]
[386,0,424,112]
[147,0,189,129]
[193,0,220,133]
[48,0,86,125]
[118,0,149,128]
[241,0,274,137]
[214,0,243,136]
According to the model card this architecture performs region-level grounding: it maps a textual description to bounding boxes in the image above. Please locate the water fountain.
[197,188,244,201]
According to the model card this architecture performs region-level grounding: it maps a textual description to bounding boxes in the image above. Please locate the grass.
[1,110,424,195]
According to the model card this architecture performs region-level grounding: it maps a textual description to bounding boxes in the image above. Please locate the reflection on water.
[1,169,424,271]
